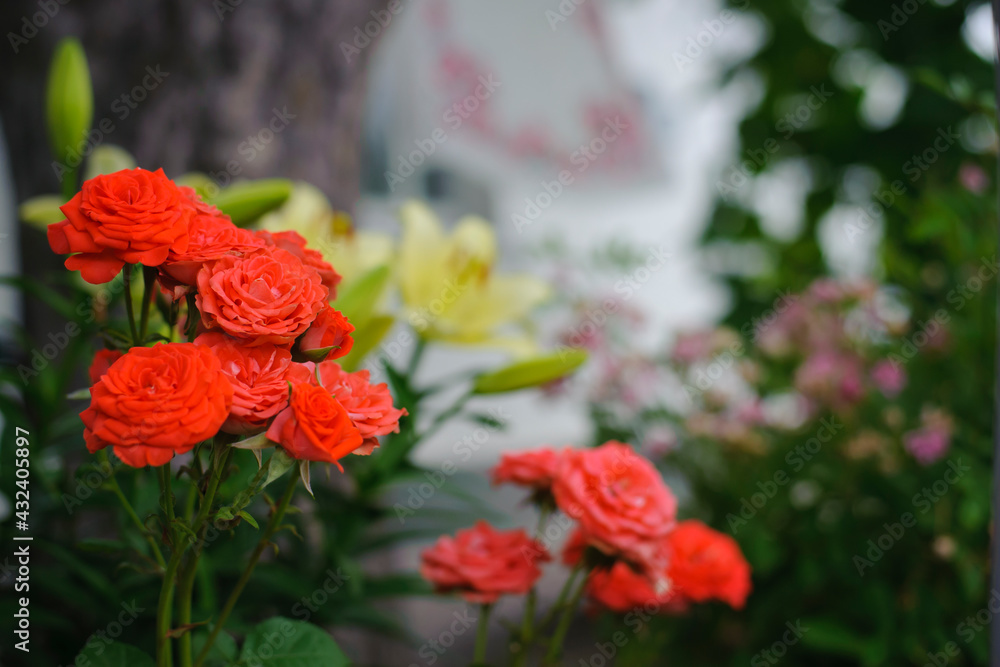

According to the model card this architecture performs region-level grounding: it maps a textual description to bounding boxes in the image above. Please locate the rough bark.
[1,0,384,209]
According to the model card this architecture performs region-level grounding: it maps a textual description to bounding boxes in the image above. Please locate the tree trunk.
[1,0,385,209]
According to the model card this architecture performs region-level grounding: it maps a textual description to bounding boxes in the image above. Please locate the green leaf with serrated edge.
[264,449,296,488]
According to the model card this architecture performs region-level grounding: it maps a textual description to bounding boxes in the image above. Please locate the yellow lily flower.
[397,200,551,354]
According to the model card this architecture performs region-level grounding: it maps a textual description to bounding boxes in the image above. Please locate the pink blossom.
[871,360,907,398]
[904,408,953,465]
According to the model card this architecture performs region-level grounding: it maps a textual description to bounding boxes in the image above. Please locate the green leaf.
[331,264,391,327]
[238,510,260,529]
[46,37,93,169]
[209,179,293,225]
[191,628,238,667]
[74,641,154,667]
[19,194,66,229]
[338,314,395,372]
[239,617,350,667]
[84,144,137,180]
[174,172,219,201]
[472,348,588,394]
[265,449,297,488]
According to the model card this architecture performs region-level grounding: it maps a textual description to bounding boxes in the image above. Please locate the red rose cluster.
[421,441,750,613]
[56,168,405,468]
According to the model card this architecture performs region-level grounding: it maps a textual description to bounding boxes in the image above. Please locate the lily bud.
[46,38,93,174]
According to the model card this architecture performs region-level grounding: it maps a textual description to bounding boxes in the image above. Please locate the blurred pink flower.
[871,360,907,398]
[904,408,953,465]
[642,424,679,458]
[794,350,865,409]
[808,279,844,303]
[672,331,713,364]
[960,162,989,194]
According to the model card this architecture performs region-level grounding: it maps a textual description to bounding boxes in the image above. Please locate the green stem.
[473,604,492,665]
[183,478,198,523]
[100,450,165,569]
[177,536,203,667]
[420,392,472,441]
[193,474,298,667]
[160,445,227,667]
[539,565,582,631]
[139,265,156,341]
[123,265,140,346]
[60,165,78,202]
[190,447,231,536]
[543,568,588,665]
[185,293,199,343]
[156,545,184,667]
[512,589,536,667]
[156,465,181,667]
[160,466,177,544]
[513,505,552,666]
[406,336,427,377]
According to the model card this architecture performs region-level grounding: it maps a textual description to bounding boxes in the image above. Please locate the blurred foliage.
[586,0,997,665]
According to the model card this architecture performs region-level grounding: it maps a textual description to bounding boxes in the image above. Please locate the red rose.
[196,247,328,346]
[47,168,192,284]
[194,332,294,434]
[88,349,124,384]
[552,442,677,574]
[585,561,680,614]
[266,382,362,466]
[420,521,551,603]
[491,448,562,490]
[257,230,341,297]
[312,361,406,454]
[298,304,354,361]
[82,343,233,467]
[160,190,265,285]
[667,520,751,609]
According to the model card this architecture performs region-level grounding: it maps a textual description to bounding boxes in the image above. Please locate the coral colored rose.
[420,521,551,603]
[47,168,192,284]
[257,230,341,297]
[311,361,407,454]
[667,520,751,610]
[194,332,294,434]
[491,448,562,490]
[586,561,680,613]
[298,305,354,361]
[81,343,233,467]
[552,442,677,573]
[266,382,362,466]
[161,191,265,285]
[561,527,590,566]
[196,247,328,346]
[267,382,363,470]
[268,361,407,465]
[88,349,124,384]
